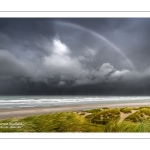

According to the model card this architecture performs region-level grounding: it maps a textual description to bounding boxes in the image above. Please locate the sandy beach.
[1,101,150,119]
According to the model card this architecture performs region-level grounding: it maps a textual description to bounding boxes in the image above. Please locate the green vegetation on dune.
[84,108,102,113]
[89,108,120,125]
[120,107,132,113]
[0,112,104,132]
[1,106,150,132]
[125,108,150,122]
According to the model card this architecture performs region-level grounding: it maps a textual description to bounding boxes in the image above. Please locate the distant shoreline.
[0,101,150,119]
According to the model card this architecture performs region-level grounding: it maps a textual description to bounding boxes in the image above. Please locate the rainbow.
[55,21,136,70]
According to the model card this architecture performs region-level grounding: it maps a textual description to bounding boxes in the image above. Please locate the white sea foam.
[0,96,150,109]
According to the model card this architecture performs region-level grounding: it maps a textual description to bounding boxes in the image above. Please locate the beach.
[1,101,150,119]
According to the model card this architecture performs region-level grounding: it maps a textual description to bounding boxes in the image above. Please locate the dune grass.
[0,112,105,132]
[84,108,102,113]
[1,106,150,132]
[124,108,150,122]
[120,107,132,113]
[89,108,120,125]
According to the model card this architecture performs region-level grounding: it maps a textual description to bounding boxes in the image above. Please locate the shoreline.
[1,101,150,119]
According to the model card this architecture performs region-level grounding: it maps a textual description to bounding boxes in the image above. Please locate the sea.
[0,95,150,109]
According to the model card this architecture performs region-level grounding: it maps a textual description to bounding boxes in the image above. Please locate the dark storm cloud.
[0,18,150,95]
[61,18,150,70]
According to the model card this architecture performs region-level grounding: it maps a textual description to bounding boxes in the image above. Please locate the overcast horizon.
[0,18,150,95]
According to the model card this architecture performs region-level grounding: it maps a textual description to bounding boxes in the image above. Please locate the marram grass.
[1,106,150,132]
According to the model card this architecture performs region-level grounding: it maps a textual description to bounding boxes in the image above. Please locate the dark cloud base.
[1,81,150,95]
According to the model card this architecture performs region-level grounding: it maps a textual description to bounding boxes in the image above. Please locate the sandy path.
[119,110,137,123]
[0,102,150,119]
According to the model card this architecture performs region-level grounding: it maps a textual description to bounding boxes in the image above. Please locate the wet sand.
[0,101,150,119]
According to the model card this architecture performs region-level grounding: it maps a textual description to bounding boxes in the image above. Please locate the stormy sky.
[0,18,150,95]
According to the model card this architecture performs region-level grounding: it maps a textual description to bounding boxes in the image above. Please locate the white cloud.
[52,38,70,55]
[109,69,130,82]
[42,38,84,80]
[97,63,115,77]
[74,63,131,85]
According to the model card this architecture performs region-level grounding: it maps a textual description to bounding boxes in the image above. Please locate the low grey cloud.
[58,81,66,86]
[0,50,29,78]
